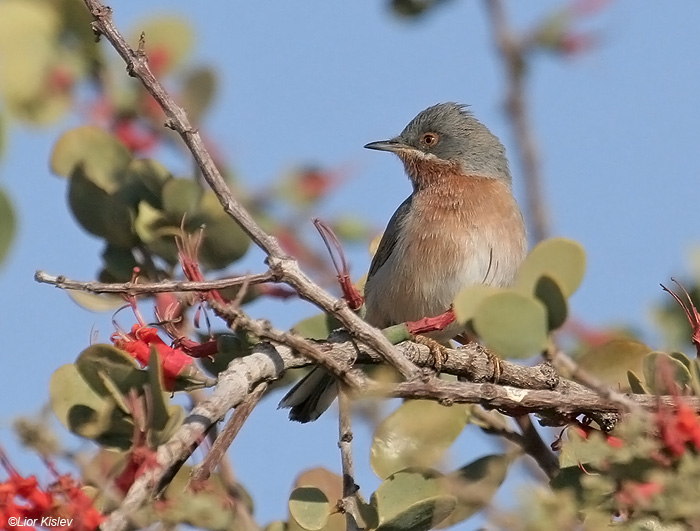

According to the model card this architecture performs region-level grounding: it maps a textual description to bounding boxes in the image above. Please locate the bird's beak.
[363,138,410,153]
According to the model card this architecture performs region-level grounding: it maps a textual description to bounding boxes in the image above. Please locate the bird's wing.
[368,195,413,279]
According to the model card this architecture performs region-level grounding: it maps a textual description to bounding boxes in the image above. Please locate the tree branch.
[82,0,417,393]
[34,270,276,295]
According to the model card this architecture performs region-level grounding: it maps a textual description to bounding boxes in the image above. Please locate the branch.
[98,328,699,530]
[34,270,276,295]
[484,0,551,242]
[82,0,417,392]
[189,382,268,487]
[337,387,360,531]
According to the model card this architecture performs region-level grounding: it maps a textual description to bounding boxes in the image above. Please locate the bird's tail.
[278,367,338,423]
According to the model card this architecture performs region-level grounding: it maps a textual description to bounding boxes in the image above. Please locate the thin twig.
[189,382,268,486]
[484,0,551,242]
[337,387,359,531]
[34,270,276,295]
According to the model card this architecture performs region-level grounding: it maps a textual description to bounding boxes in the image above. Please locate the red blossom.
[656,399,700,458]
[112,324,195,391]
[616,480,664,508]
[112,118,159,153]
[0,448,103,531]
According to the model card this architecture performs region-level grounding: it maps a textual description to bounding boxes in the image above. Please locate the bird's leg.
[406,308,455,335]
[413,335,450,372]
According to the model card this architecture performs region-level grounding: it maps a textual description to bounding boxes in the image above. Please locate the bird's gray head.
[365,102,511,185]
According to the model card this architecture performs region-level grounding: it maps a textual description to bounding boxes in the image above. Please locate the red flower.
[112,325,195,391]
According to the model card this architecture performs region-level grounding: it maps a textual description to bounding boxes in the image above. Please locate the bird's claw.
[414,335,449,373]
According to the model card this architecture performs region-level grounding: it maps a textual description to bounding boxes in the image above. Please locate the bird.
[279,102,527,422]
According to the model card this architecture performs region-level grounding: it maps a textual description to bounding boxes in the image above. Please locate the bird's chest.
[364,179,525,328]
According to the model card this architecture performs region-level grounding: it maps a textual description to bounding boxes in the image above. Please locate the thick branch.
[98,328,699,530]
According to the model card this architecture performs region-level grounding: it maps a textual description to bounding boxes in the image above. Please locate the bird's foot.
[485,349,503,383]
[414,335,449,373]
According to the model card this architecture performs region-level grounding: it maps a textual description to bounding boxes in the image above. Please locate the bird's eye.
[421,133,438,146]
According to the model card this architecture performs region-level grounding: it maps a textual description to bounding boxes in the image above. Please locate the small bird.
[279,102,527,422]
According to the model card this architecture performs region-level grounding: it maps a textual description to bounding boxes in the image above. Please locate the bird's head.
[365,102,511,188]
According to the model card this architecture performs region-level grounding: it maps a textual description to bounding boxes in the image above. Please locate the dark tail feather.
[278,367,338,423]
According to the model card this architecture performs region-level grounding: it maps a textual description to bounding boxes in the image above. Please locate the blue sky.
[2,0,700,527]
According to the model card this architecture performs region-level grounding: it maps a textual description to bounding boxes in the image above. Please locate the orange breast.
[363,175,526,336]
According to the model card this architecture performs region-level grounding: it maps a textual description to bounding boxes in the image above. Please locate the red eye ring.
[422,133,438,146]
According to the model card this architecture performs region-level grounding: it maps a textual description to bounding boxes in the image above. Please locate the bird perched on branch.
[279,102,527,422]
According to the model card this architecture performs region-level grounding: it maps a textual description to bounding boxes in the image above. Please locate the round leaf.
[0,186,17,267]
[197,192,251,269]
[534,275,568,331]
[75,344,144,396]
[437,454,511,528]
[181,66,217,123]
[472,291,549,358]
[515,237,586,297]
[371,400,470,479]
[51,126,132,190]
[371,469,456,531]
[67,290,123,312]
[68,166,136,247]
[643,351,691,394]
[453,284,498,325]
[49,364,133,449]
[289,487,330,531]
[578,340,651,390]
[292,313,341,340]
[161,177,203,220]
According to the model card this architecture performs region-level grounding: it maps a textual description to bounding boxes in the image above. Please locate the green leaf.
[534,275,568,331]
[436,454,511,528]
[691,359,700,396]
[66,290,124,312]
[161,177,203,220]
[181,67,217,124]
[292,313,342,340]
[0,112,5,160]
[145,347,187,445]
[0,1,67,124]
[515,237,586,297]
[49,364,133,449]
[472,291,549,358]
[118,158,172,209]
[197,192,251,269]
[627,371,648,394]
[0,186,17,267]
[288,487,330,531]
[68,165,136,248]
[643,351,691,394]
[577,340,651,390]
[101,244,139,282]
[131,16,194,74]
[371,469,456,531]
[51,126,132,189]
[289,468,345,531]
[75,344,145,397]
[453,284,499,325]
[371,400,470,479]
